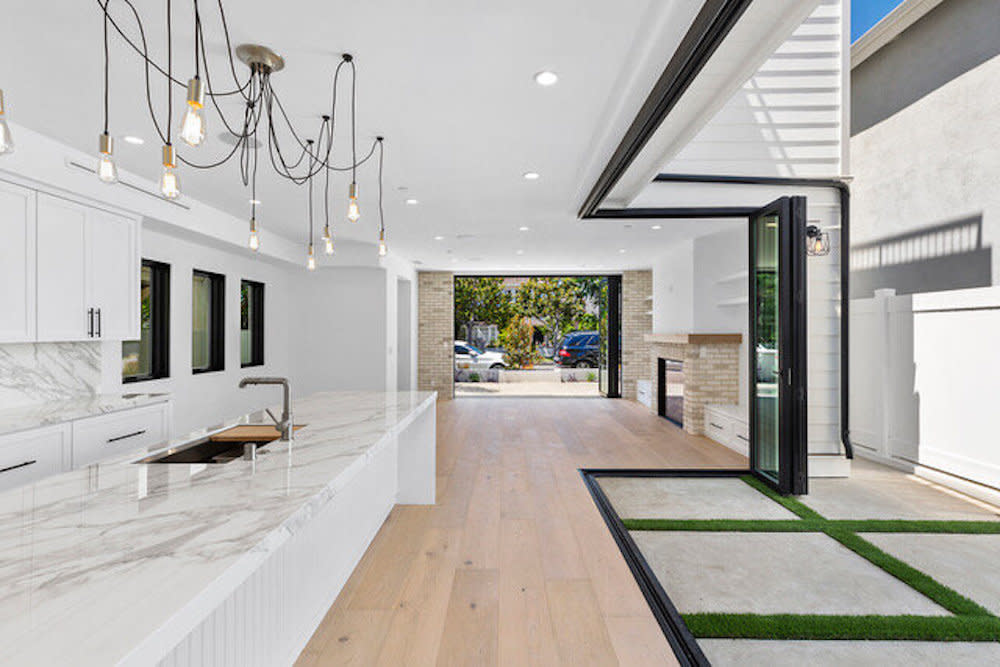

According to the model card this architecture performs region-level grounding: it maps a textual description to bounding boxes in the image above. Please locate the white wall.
[99,225,297,435]
[651,240,694,333]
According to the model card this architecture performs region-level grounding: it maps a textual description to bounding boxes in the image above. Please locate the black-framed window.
[241,279,264,367]
[123,260,170,382]
[192,269,225,373]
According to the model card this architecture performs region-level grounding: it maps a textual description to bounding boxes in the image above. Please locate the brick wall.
[649,341,740,435]
[622,270,653,400]
[417,271,454,399]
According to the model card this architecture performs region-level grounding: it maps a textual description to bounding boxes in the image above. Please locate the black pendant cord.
[165,0,172,144]
[250,121,258,221]
[193,0,201,78]
[350,58,357,187]
[306,140,315,247]
[377,137,385,235]
[102,4,110,135]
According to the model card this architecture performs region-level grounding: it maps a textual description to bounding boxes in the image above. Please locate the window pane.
[122,265,153,379]
[241,282,255,366]
[192,273,212,371]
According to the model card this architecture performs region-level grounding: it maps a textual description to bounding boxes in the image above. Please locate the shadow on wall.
[850,214,991,298]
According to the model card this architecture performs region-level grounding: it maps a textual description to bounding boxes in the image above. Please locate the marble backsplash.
[0,343,102,409]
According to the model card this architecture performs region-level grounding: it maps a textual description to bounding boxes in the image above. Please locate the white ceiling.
[1,1,814,272]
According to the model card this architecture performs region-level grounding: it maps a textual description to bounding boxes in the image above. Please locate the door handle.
[96,308,102,338]
[87,308,94,338]
[107,429,146,443]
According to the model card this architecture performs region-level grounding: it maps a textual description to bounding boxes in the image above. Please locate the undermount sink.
[135,437,279,464]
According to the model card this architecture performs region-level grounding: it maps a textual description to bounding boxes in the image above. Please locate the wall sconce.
[806,225,831,257]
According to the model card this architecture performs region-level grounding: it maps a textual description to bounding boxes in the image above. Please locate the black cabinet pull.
[87,308,94,338]
[710,422,723,429]
[96,308,102,338]
[107,429,146,444]
[737,434,749,442]
[0,460,37,474]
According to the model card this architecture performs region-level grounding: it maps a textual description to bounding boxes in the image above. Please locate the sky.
[852,0,908,41]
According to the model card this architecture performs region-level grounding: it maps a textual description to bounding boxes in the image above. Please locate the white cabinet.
[0,181,37,342]
[0,424,71,494]
[35,193,139,342]
[72,402,170,468]
[704,404,749,456]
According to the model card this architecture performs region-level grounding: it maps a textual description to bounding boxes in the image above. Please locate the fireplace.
[657,358,684,426]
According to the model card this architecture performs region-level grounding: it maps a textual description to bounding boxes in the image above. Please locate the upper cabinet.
[0,184,140,344]
[0,181,37,342]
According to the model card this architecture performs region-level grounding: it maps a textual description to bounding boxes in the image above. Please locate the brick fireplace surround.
[645,333,741,435]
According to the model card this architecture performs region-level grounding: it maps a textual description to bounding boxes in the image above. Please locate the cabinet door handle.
[0,460,37,474]
[87,308,94,338]
[737,435,749,442]
[96,308,102,338]
[107,429,146,444]
[710,422,724,429]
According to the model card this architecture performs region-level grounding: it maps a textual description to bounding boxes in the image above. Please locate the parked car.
[454,340,507,370]
[555,331,599,368]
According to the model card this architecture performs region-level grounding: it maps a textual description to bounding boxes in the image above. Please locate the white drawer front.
[733,419,750,454]
[704,412,733,444]
[72,403,168,467]
[0,424,70,493]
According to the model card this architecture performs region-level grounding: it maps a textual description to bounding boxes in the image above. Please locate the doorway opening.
[453,275,621,398]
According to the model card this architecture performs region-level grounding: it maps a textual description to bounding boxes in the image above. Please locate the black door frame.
[602,275,623,398]
[748,196,808,495]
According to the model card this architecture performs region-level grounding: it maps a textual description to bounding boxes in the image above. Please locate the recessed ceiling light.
[516,249,525,255]
[652,224,662,230]
[123,135,144,145]
[249,199,262,205]
[405,198,419,205]
[523,172,540,180]
[534,71,559,86]
[433,235,444,241]
[518,226,530,231]
[618,249,626,254]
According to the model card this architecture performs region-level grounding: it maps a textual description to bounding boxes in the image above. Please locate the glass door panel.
[749,197,808,494]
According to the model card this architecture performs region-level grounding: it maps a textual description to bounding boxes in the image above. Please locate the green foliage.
[500,316,539,369]
[454,277,515,339]
[468,372,480,383]
[586,372,597,382]
[515,277,587,347]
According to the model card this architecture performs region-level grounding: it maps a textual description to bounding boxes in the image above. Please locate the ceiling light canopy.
[95,2,390,261]
[534,71,559,86]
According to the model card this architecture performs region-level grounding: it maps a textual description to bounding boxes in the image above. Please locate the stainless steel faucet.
[238,376,294,442]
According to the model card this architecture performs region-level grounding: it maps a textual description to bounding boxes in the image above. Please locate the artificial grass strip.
[739,474,825,520]
[683,613,1000,642]
[623,518,818,532]
[824,528,992,617]
[623,518,1000,534]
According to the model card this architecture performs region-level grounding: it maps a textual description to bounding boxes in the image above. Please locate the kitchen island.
[0,390,436,666]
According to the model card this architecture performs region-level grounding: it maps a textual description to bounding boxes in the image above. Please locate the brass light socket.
[162,144,176,168]
[249,217,257,233]
[349,182,358,199]
[99,133,113,156]
[0,89,5,116]
[186,77,205,109]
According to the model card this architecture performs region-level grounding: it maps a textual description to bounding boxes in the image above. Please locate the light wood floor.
[296,397,746,666]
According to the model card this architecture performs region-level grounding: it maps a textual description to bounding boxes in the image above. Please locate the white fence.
[850,286,1000,493]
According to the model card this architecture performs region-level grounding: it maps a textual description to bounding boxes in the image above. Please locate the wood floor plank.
[546,579,619,666]
[498,519,560,665]
[299,397,747,664]
[436,569,500,667]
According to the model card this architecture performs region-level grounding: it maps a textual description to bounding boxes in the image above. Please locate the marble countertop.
[0,389,436,666]
[0,392,172,437]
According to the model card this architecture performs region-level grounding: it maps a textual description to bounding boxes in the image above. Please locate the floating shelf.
[716,270,749,285]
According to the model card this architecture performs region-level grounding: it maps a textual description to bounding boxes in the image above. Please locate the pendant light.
[321,116,334,254]
[97,133,118,184]
[248,217,260,251]
[347,67,360,222]
[179,77,206,147]
[306,139,317,270]
[160,144,181,199]
[376,137,387,257]
[0,89,14,156]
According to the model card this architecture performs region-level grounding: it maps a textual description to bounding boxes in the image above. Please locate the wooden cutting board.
[209,424,306,442]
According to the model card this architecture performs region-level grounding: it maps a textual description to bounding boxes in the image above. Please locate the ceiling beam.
[577,0,754,219]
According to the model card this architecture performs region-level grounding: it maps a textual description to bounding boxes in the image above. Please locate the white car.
[454,341,507,370]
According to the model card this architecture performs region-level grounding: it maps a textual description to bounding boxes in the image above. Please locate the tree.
[453,277,515,341]
[514,277,587,348]
[500,317,539,369]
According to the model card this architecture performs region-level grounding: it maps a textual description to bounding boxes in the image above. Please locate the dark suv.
[555,331,599,368]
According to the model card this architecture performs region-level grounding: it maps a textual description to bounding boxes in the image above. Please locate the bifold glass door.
[749,197,808,495]
[599,275,621,398]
